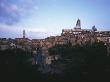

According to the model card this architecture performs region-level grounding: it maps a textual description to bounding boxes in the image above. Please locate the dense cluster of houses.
[1,19,110,65]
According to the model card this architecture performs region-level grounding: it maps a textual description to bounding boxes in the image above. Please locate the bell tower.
[74,19,81,31]
[23,30,25,39]
[76,19,81,28]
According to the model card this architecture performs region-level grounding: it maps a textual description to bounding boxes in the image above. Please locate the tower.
[74,19,81,30]
[76,19,81,28]
[23,30,25,39]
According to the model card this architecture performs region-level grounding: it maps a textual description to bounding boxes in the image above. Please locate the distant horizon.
[0,24,110,40]
[0,0,110,39]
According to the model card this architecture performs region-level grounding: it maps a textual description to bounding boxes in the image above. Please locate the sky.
[0,0,110,39]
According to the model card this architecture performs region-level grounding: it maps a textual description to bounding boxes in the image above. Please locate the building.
[61,19,110,46]
[0,19,110,56]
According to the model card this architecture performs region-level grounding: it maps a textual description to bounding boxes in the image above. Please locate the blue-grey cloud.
[0,0,37,25]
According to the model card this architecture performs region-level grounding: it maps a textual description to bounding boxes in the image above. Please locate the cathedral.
[62,19,95,35]
[61,19,110,46]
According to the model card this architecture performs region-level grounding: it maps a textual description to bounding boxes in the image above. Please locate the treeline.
[0,42,110,82]
[0,49,63,82]
[49,42,110,82]
[0,49,41,81]
[0,49,32,64]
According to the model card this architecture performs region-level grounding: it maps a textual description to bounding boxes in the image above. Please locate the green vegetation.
[0,42,110,82]
[0,49,39,81]
[0,49,33,64]
[49,42,110,82]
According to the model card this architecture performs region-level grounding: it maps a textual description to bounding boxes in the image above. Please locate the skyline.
[0,0,110,39]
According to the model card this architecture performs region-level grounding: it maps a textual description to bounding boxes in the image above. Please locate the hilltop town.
[1,19,110,82]
[1,19,110,49]
[0,19,110,65]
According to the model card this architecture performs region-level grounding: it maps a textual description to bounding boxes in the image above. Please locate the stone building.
[61,19,110,46]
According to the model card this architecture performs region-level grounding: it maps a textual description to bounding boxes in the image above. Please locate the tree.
[48,42,108,81]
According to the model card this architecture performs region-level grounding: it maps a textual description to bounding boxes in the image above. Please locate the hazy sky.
[0,0,110,39]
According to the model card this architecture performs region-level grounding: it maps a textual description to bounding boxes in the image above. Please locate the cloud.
[0,0,37,25]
